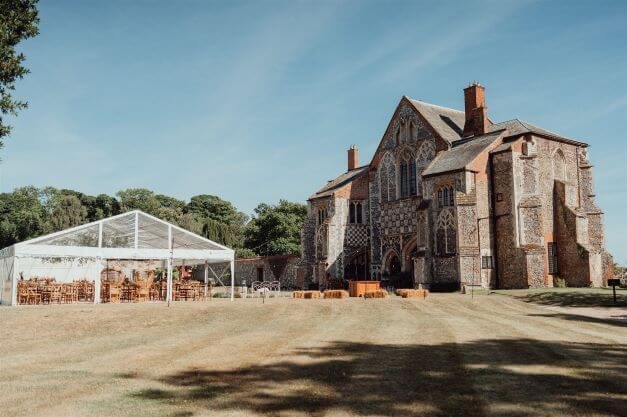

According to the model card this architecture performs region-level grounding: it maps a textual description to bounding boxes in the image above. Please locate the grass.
[493,287,627,307]
[0,294,625,417]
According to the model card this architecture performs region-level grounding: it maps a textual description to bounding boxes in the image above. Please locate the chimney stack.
[463,83,491,137]
[347,145,359,170]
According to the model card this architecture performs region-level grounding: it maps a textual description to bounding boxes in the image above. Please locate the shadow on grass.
[528,312,627,327]
[512,290,626,308]
[131,339,626,417]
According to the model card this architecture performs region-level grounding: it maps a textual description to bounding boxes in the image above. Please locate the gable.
[369,97,462,172]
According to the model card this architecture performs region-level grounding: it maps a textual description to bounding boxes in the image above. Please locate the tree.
[244,200,307,256]
[186,194,248,248]
[0,186,46,247]
[0,0,39,147]
[116,188,162,215]
[49,194,87,231]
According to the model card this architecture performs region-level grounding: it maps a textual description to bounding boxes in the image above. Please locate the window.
[481,256,493,269]
[436,210,457,255]
[437,186,455,207]
[349,201,363,224]
[548,243,558,275]
[399,155,417,198]
[496,193,503,202]
[317,207,326,225]
[256,267,264,282]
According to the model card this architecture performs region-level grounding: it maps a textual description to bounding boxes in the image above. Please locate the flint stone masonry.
[234,255,300,289]
[300,86,613,290]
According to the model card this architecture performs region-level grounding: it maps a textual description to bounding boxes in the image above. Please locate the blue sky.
[3,0,627,262]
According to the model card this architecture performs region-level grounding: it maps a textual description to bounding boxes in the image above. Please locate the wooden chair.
[17,282,28,305]
[50,284,62,304]
[109,284,121,303]
[27,287,41,305]
[61,285,76,303]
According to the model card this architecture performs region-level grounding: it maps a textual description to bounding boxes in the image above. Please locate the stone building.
[300,84,613,290]
[234,255,300,289]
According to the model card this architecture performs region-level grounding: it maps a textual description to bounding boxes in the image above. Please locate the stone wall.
[235,255,300,289]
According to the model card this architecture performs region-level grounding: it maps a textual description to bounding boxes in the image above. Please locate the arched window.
[395,127,401,145]
[379,153,396,202]
[409,122,415,141]
[436,210,457,255]
[317,207,327,225]
[349,201,363,224]
[399,151,417,198]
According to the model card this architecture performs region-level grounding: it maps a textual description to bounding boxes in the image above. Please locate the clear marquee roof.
[0,210,234,264]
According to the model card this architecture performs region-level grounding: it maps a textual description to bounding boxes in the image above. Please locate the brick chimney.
[463,83,491,137]
[347,145,359,170]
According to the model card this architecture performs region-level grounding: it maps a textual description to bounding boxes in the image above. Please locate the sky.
[3,0,627,262]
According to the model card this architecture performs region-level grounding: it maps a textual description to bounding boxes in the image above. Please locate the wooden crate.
[348,280,381,297]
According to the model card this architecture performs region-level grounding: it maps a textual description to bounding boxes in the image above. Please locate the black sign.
[608,279,620,286]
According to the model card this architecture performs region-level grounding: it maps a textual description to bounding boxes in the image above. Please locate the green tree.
[116,188,162,215]
[244,200,307,256]
[0,186,46,247]
[186,194,248,248]
[49,194,87,231]
[0,0,39,147]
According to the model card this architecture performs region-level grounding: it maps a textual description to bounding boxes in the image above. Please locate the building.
[234,255,300,289]
[300,84,613,290]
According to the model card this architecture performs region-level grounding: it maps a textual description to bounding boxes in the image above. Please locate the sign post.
[607,279,620,305]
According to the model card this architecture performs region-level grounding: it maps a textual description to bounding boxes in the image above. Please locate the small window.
[437,186,455,208]
[496,193,503,202]
[409,160,417,195]
[349,201,363,224]
[481,256,493,269]
[317,207,326,225]
[548,243,558,275]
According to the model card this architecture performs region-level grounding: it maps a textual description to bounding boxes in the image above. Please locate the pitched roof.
[309,165,369,200]
[407,98,465,144]
[422,130,503,177]
[490,119,587,146]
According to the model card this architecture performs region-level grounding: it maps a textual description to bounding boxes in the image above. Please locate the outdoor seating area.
[100,268,211,303]
[0,210,235,306]
[17,277,94,305]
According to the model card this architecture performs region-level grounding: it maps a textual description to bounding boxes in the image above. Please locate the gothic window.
[437,186,455,208]
[436,209,457,255]
[349,201,363,224]
[399,151,416,198]
[395,127,401,145]
[379,152,396,202]
[317,207,327,225]
[409,122,415,141]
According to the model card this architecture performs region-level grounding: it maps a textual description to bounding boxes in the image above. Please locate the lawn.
[0,293,625,417]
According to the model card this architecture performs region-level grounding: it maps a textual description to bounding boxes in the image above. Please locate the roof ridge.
[406,97,464,114]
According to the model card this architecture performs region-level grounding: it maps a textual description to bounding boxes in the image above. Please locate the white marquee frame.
[0,210,236,305]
